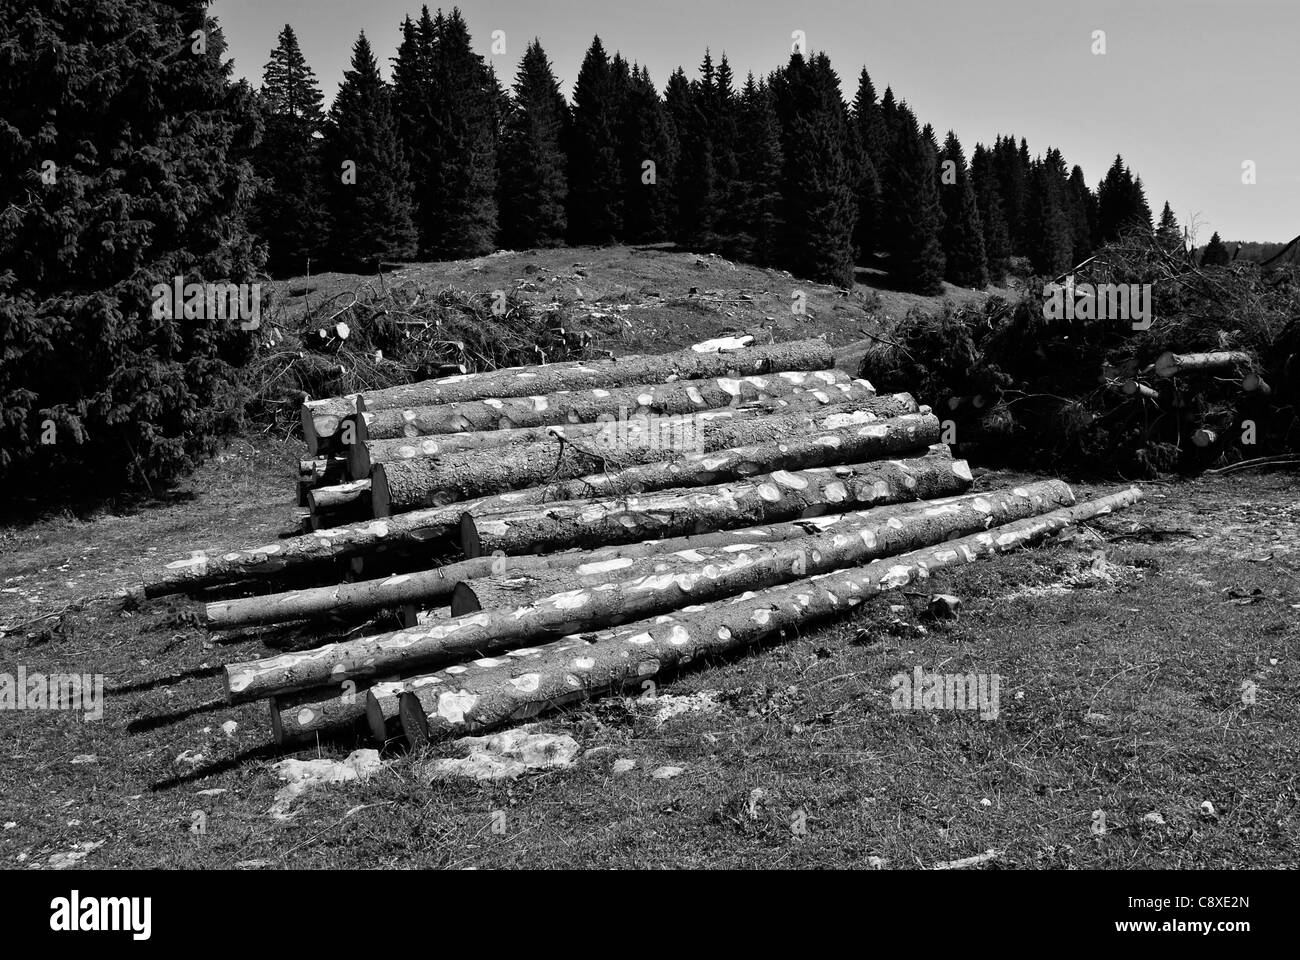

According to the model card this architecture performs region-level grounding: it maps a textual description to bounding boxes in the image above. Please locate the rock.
[69,754,97,765]
[1199,800,1217,818]
[649,690,722,727]
[1142,812,1166,827]
[611,758,637,775]
[268,749,385,819]
[651,765,684,780]
[425,726,579,782]
[928,594,962,620]
[220,720,238,737]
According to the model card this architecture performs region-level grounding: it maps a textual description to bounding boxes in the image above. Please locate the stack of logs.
[136,336,1142,748]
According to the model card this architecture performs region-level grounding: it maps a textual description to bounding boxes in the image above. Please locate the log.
[356,369,873,447]
[1192,428,1217,448]
[308,479,372,513]
[140,414,928,599]
[1154,351,1252,379]
[302,395,362,456]
[270,683,373,745]
[393,488,1144,744]
[1121,380,1159,400]
[213,474,1016,631]
[461,448,964,558]
[1242,372,1272,394]
[221,465,1017,707]
[354,338,834,414]
[350,389,912,478]
[372,406,935,514]
[451,480,1076,615]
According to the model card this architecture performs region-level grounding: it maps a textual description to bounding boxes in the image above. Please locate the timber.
[223,455,984,706]
[372,409,940,514]
[393,488,1144,744]
[1154,351,1252,379]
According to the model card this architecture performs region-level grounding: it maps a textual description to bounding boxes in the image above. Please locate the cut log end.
[1192,428,1217,448]
[449,581,482,616]
[398,692,431,748]
[371,466,392,518]
[460,512,483,558]
[269,697,285,746]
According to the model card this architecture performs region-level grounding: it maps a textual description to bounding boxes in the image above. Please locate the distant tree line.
[254,8,1166,292]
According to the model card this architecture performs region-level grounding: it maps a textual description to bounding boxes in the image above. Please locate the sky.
[210,0,1300,244]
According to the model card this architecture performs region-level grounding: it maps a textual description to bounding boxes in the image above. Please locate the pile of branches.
[244,276,598,434]
[861,232,1300,477]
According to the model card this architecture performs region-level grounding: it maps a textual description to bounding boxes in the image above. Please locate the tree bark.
[354,369,871,449]
[222,452,976,705]
[302,395,361,456]
[452,480,1075,615]
[373,408,938,514]
[350,338,834,415]
[270,683,373,744]
[139,409,925,598]
[1154,351,1252,379]
[350,389,911,478]
[392,488,1144,745]
[1121,380,1159,400]
[461,444,960,558]
[308,479,372,513]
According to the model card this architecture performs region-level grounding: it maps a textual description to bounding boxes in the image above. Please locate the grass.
[1,247,1295,870]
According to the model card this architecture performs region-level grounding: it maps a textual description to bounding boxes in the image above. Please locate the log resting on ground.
[372,406,936,514]
[224,455,979,705]
[1154,350,1252,379]
[355,369,875,448]
[392,487,1143,744]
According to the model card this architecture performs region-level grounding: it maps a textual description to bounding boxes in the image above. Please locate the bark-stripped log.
[141,417,929,599]
[270,683,374,745]
[393,487,1144,744]
[224,453,973,704]
[462,449,964,558]
[452,480,1075,615]
[1154,351,1252,379]
[1121,380,1159,400]
[356,369,873,448]
[351,390,913,478]
[373,407,936,514]
[308,479,372,513]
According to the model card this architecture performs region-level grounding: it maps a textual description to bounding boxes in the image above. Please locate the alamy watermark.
[0,666,104,721]
[151,276,261,330]
[1042,280,1152,330]
[890,666,1001,720]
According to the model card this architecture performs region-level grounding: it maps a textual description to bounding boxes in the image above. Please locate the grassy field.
[1,248,1296,870]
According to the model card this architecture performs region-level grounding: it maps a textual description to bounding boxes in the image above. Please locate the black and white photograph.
[0,0,1294,928]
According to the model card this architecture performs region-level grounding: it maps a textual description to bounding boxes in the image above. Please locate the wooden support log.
[372,406,935,514]
[270,684,373,745]
[141,416,930,599]
[222,464,1013,707]
[206,482,1015,631]
[356,369,873,448]
[302,395,363,456]
[1154,350,1252,379]
[308,479,372,514]
[392,488,1144,745]
[350,390,913,479]
[1121,380,1159,400]
[452,480,1076,615]
[461,447,963,558]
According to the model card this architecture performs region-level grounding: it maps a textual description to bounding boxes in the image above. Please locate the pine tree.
[253,24,327,274]
[617,65,677,242]
[499,39,569,248]
[937,132,988,287]
[321,32,418,270]
[0,0,262,496]
[879,103,945,292]
[422,8,498,258]
[1155,201,1181,250]
[664,67,717,248]
[567,36,623,243]
[1201,231,1230,266]
[769,52,858,286]
[971,144,1011,281]
[1025,149,1074,276]
[732,75,785,265]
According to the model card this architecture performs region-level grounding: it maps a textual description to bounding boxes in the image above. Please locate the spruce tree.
[879,103,945,292]
[499,39,569,248]
[567,36,623,243]
[422,8,498,258]
[971,144,1011,282]
[1155,201,1181,250]
[664,67,717,249]
[617,65,677,242]
[937,131,988,287]
[253,24,327,274]
[322,32,418,270]
[732,75,785,266]
[1201,231,1230,266]
[391,12,436,249]
[850,70,887,261]
[1025,149,1074,276]
[1066,164,1098,262]
[0,0,262,496]
[1096,154,1152,242]
[769,53,858,286]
